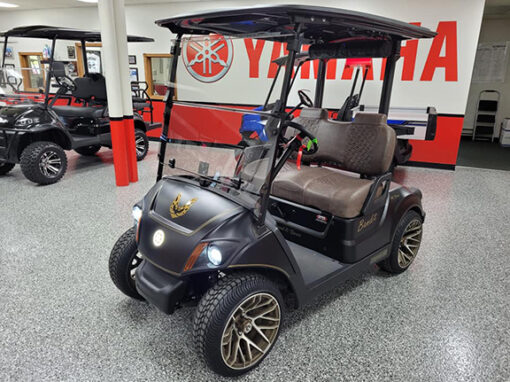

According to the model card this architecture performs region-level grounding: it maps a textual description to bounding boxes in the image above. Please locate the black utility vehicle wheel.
[0,162,15,175]
[135,129,148,161]
[379,210,423,273]
[20,141,67,185]
[193,272,283,377]
[75,145,101,156]
[109,227,144,300]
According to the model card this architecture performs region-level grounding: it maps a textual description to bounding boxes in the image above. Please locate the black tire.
[75,145,101,156]
[108,227,144,300]
[0,162,15,175]
[193,272,284,377]
[20,141,68,185]
[135,129,148,161]
[379,210,423,273]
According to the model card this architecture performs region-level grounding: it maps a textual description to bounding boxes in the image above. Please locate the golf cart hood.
[137,177,247,275]
[0,104,48,128]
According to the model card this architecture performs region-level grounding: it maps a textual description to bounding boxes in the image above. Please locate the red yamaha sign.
[182,35,234,83]
[244,21,458,82]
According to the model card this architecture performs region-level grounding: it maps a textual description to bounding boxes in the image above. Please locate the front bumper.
[0,128,25,163]
[135,260,187,314]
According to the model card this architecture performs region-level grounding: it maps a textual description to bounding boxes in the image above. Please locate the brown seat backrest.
[291,109,396,176]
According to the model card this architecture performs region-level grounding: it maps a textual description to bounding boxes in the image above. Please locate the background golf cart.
[0,26,161,184]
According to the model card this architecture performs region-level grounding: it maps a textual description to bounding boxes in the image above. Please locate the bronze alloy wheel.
[398,219,423,268]
[221,292,281,370]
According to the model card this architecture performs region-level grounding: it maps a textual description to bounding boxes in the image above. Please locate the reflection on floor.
[0,149,509,381]
[457,136,510,171]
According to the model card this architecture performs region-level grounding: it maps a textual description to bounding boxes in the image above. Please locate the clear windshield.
[162,103,280,200]
[0,67,50,105]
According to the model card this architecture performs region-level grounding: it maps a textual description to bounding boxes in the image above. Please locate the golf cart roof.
[155,4,436,42]
[0,25,154,42]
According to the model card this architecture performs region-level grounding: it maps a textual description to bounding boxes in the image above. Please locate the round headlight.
[207,245,222,266]
[152,229,165,247]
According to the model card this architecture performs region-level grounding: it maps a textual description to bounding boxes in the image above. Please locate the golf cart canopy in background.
[0,25,154,43]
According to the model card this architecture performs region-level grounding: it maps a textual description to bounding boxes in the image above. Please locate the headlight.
[207,245,222,266]
[132,205,142,225]
[15,117,39,127]
[184,240,238,271]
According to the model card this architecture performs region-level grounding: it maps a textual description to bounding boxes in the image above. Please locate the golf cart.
[108,5,435,376]
[0,26,161,185]
[239,53,437,167]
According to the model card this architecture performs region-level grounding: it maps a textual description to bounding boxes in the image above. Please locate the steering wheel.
[298,90,313,108]
[284,120,318,155]
[55,75,77,92]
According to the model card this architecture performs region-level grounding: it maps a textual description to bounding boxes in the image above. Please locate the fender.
[24,124,73,150]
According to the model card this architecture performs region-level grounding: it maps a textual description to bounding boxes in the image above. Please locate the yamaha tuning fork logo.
[182,35,234,83]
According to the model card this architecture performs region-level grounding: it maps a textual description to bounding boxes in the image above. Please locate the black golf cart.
[108,5,435,376]
[0,26,160,185]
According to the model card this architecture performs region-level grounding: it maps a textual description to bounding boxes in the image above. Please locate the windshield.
[0,67,50,106]
[162,103,280,201]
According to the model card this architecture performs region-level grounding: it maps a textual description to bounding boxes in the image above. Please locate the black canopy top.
[1,25,154,42]
[155,4,436,42]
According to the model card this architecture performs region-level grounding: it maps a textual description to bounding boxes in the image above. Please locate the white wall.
[0,0,485,115]
[463,16,510,138]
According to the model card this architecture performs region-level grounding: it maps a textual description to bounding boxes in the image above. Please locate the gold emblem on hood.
[170,193,198,218]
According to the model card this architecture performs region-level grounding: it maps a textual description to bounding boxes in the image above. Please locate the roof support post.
[257,23,303,226]
[98,0,137,186]
[43,37,56,108]
[314,59,326,107]
[378,40,401,115]
[157,33,182,181]
[80,39,89,76]
[1,36,8,88]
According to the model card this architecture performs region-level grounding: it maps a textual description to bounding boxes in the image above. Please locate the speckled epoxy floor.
[0,149,509,382]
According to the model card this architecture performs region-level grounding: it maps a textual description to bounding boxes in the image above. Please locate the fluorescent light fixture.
[77,0,98,3]
[0,2,19,7]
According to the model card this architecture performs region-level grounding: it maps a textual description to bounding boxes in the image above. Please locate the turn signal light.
[183,242,208,272]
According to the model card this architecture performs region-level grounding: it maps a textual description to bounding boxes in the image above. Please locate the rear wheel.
[135,129,148,161]
[0,162,15,175]
[379,210,423,273]
[193,272,283,377]
[75,145,101,156]
[20,141,67,185]
[109,227,144,300]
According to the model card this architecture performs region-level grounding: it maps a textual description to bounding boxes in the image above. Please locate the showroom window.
[143,53,173,99]
[18,52,45,92]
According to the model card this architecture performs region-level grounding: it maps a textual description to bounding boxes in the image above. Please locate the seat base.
[272,165,375,219]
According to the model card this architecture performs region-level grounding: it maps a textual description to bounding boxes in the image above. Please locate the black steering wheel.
[284,120,318,155]
[298,90,313,108]
[55,75,77,92]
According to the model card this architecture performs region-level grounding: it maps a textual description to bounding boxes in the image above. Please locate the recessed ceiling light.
[77,0,98,3]
[0,2,19,7]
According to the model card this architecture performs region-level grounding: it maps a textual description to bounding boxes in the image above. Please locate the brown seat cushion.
[272,166,374,218]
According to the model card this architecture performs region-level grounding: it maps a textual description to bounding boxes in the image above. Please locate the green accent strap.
[306,138,318,151]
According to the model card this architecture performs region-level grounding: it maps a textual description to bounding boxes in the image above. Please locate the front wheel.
[109,227,144,300]
[379,210,423,273]
[20,141,68,185]
[75,145,101,156]
[0,162,15,175]
[193,272,284,377]
[135,129,148,161]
